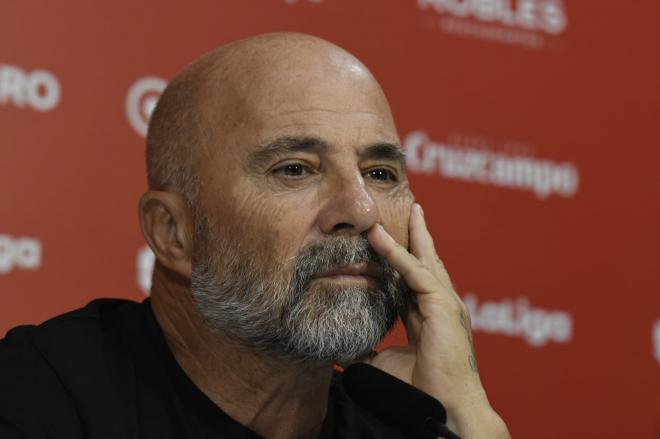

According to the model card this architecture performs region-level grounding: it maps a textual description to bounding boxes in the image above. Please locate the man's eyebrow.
[359,142,406,168]
[250,135,329,165]
[249,136,406,168]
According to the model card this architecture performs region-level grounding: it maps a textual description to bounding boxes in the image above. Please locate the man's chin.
[278,309,397,364]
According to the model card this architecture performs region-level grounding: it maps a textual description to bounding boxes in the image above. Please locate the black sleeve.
[0,416,28,439]
[0,326,83,439]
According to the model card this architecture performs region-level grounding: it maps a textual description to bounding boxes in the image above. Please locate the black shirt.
[0,299,405,438]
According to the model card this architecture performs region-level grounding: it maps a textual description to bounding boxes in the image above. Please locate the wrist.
[446,400,511,439]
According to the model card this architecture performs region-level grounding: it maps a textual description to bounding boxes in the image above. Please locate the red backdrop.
[2,1,659,437]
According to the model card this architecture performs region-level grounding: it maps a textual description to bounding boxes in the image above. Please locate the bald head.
[146,33,395,205]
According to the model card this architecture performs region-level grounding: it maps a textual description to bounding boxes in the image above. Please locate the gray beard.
[190,230,410,364]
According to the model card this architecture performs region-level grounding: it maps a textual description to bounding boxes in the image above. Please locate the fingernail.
[416,203,424,217]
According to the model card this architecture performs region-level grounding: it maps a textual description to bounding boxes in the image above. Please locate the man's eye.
[366,168,397,182]
[275,163,307,177]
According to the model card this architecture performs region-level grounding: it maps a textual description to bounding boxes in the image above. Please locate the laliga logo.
[0,234,42,274]
[126,76,167,137]
[418,0,567,34]
[136,245,155,295]
[0,64,61,112]
[463,293,573,347]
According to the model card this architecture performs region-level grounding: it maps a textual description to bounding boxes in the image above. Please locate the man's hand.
[366,204,511,439]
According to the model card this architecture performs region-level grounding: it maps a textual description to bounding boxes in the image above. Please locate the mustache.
[291,234,394,291]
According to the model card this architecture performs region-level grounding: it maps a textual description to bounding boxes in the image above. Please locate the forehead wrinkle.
[249,135,329,167]
[259,135,329,152]
[183,35,394,164]
[259,107,385,118]
[247,135,407,174]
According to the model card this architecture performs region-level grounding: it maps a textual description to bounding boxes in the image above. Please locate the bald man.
[0,33,510,439]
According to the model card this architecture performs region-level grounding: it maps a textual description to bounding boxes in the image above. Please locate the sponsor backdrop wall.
[2,1,659,437]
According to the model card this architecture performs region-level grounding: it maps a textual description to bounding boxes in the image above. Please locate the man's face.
[190,59,414,363]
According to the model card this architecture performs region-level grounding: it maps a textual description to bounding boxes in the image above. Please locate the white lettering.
[0,234,42,274]
[0,65,26,107]
[0,235,15,274]
[26,70,61,112]
[0,65,61,112]
[464,293,573,347]
[418,0,568,35]
[654,319,660,363]
[403,130,579,199]
[474,0,500,22]
[541,1,567,34]
[442,0,472,17]
[516,0,537,29]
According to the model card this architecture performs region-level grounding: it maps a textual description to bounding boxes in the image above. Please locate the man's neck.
[150,273,333,439]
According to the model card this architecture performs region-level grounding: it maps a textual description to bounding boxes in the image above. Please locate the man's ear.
[139,191,193,279]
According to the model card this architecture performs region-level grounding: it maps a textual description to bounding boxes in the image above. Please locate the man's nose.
[317,171,380,236]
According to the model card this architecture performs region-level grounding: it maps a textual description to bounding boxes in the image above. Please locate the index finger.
[367,224,438,295]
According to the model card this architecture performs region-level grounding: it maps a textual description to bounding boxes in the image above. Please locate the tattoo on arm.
[459,309,480,374]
